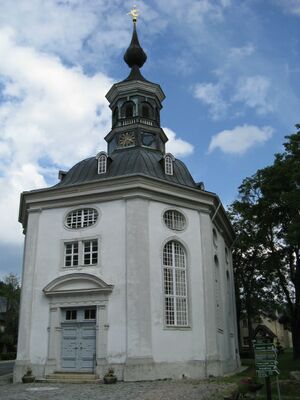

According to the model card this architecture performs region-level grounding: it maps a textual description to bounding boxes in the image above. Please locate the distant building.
[14,18,240,382]
[240,317,292,350]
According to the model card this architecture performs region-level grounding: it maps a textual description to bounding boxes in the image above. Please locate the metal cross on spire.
[128,5,139,23]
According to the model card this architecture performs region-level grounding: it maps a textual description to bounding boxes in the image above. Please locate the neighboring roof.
[55,147,197,189]
[254,324,277,339]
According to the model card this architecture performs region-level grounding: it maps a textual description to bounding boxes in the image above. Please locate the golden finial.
[128,5,139,23]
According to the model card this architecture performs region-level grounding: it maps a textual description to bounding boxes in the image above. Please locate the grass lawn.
[216,350,300,399]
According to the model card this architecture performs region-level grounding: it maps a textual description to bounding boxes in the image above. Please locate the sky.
[0,0,299,279]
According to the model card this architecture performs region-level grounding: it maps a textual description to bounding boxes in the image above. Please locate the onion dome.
[124,23,147,69]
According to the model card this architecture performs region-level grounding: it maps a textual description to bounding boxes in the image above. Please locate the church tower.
[14,10,240,383]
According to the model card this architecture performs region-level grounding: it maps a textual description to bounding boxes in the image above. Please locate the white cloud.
[0,28,194,245]
[155,0,231,26]
[274,0,300,16]
[208,124,273,155]
[0,164,46,244]
[232,75,273,114]
[194,82,227,119]
[164,127,194,157]
[0,28,113,244]
[229,44,255,59]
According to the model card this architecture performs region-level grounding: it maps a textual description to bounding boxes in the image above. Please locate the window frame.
[96,153,107,174]
[65,207,99,230]
[62,236,100,269]
[163,209,187,231]
[164,153,175,176]
[162,240,190,329]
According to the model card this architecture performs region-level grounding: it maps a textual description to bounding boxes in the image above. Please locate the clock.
[141,132,155,147]
[118,132,135,147]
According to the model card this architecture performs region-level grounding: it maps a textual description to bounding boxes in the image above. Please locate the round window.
[163,210,186,231]
[65,208,98,229]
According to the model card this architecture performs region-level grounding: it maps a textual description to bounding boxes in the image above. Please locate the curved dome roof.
[55,147,196,189]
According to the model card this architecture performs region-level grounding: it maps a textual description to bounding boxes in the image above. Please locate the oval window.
[65,208,98,229]
[163,210,186,231]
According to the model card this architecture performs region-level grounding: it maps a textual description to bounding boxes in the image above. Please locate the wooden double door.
[61,308,96,371]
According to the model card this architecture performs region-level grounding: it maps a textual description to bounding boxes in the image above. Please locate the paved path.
[0,380,234,400]
[0,361,14,376]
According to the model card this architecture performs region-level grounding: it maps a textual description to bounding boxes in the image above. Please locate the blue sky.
[0,0,299,279]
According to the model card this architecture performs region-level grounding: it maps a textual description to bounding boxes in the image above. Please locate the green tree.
[231,126,300,358]
[0,274,21,353]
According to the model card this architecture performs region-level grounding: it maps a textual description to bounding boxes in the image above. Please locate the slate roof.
[56,147,197,189]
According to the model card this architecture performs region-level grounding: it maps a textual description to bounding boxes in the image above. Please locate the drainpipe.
[212,201,221,223]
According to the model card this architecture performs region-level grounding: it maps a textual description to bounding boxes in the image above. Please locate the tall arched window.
[163,241,188,327]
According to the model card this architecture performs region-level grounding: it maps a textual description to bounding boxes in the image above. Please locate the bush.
[0,352,16,360]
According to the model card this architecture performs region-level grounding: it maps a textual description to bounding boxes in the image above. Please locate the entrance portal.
[61,308,96,371]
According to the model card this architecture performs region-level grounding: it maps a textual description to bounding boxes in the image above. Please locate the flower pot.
[22,375,35,384]
[103,375,117,384]
[248,383,263,392]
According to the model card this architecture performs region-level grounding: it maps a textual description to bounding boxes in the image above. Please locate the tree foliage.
[230,126,300,358]
[0,274,20,353]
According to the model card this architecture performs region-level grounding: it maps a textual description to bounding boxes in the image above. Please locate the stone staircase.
[36,372,101,384]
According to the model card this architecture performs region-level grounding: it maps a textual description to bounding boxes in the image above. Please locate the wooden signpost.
[253,340,281,400]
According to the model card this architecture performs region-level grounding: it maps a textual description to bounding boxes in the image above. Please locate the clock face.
[142,133,155,147]
[118,132,135,147]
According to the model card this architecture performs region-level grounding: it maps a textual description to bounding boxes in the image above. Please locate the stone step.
[47,373,97,380]
[36,372,100,384]
[36,377,101,384]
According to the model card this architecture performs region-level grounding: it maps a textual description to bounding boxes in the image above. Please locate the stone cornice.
[19,174,234,244]
[106,80,165,106]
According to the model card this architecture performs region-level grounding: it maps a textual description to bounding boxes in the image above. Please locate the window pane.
[84,309,96,320]
[165,297,175,326]
[66,310,77,320]
[83,240,98,265]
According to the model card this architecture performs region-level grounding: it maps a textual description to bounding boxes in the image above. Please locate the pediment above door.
[43,273,113,296]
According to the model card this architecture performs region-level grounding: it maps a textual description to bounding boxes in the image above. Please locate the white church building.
[14,17,240,382]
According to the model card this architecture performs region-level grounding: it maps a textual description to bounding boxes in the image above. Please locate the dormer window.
[164,154,174,175]
[96,152,108,174]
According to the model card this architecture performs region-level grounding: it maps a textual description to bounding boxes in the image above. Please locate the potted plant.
[237,377,263,398]
[22,367,36,384]
[103,368,117,384]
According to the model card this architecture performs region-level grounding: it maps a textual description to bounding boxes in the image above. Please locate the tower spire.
[124,6,147,71]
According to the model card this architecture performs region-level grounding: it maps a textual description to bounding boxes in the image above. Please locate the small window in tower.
[96,152,107,174]
[113,107,118,126]
[164,154,174,175]
[121,101,135,118]
[141,102,152,119]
